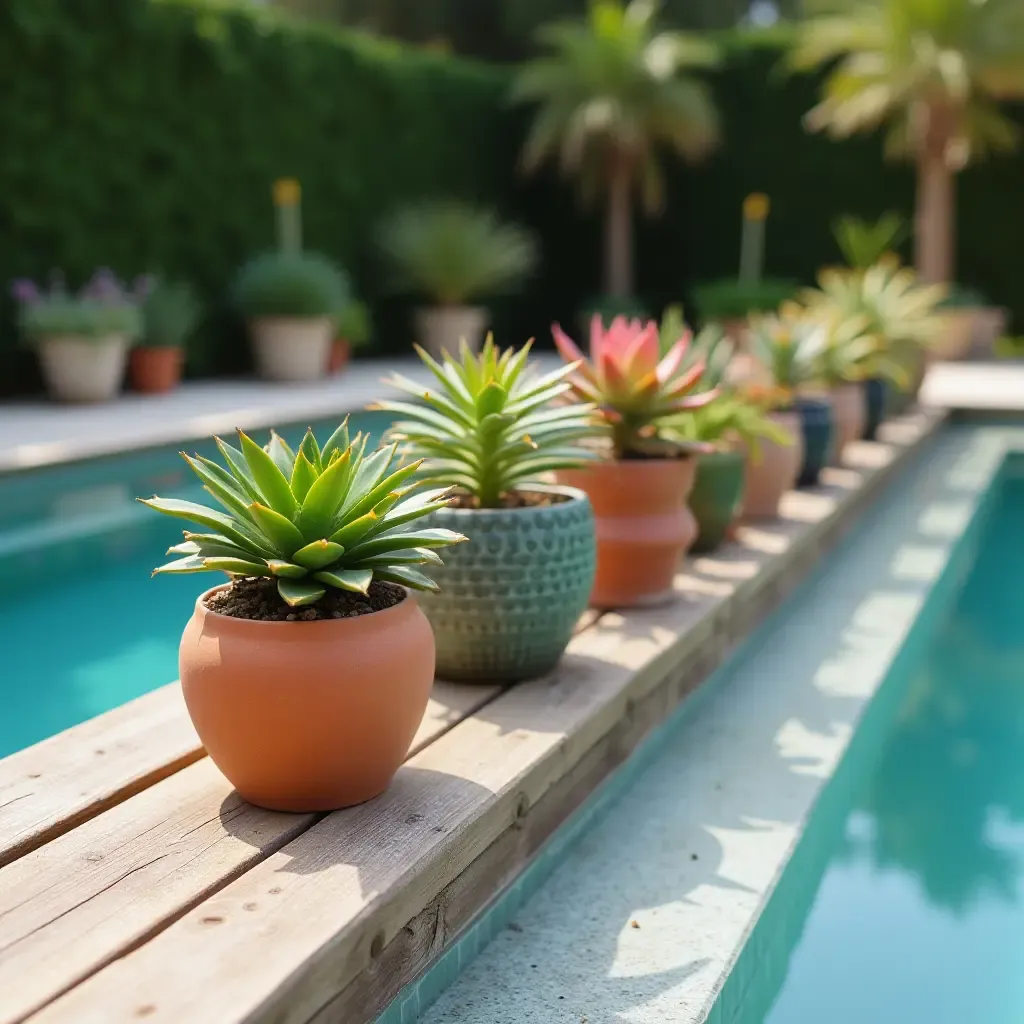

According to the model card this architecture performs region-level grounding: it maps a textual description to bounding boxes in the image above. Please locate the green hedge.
[1,8,1022,396]
[0,0,513,391]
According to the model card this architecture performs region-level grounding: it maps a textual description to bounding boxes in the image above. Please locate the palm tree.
[512,0,720,298]
[792,0,1024,285]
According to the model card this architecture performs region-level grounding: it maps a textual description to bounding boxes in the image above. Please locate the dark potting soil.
[450,490,571,510]
[206,577,405,622]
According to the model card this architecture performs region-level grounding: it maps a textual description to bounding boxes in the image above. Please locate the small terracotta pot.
[130,346,183,393]
[557,457,698,609]
[179,586,434,812]
[689,449,746,554]
[828,383,866,463]
[743,409,803,520]
[328,338,351,374]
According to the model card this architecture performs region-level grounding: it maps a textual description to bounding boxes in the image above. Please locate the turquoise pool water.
[0,412,391,758]
[736,465,1024,1023]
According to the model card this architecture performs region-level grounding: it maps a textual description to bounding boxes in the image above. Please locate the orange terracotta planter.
[129,346,183,393]
[179,586,434,812]
[743,409,803,519]
[328,338,351,374]
[557,458,698,609]
[829,383,866,464]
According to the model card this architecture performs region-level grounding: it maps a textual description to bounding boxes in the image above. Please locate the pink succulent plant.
[552,314,718,458]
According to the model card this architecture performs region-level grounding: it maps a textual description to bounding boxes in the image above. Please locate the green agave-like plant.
[372,337,603,508]
[140,422,465,605]
[747,306,832,400]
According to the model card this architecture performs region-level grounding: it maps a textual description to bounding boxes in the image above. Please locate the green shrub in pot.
[131,279,202,393]
[233,250,350,382]
[377,201,538,360]
[329,299,373,374]
[372,337,601,683]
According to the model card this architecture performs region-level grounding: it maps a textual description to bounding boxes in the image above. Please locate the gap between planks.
[18,411,942,1024]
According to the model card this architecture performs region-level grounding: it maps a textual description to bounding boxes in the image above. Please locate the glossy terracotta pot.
[828,383,866,464]
[130,346,183,393]
[557,458,698,609]
[179,586,434,812]
[796,397,834,487]
[328,338,351,374]
[689,450,746,554]
[743,409,803,520]
[417,486,595,683]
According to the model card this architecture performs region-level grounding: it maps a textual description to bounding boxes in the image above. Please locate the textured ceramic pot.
[689,449,746,554]
[179,586,434,812]
[743,409,803,519]
[829,383,866,463]
[130,346,183,393]
[415,306,488,360]
[796,397,834,488]
[862,377,887,441]
[557,458,698,609]
[418,485,595,683]
[38,334,129,403]
[249,316,332,381]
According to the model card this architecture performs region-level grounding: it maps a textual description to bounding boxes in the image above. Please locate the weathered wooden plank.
[0,681,502,1024]
[0,684,202,869]
[26,411,942,1024]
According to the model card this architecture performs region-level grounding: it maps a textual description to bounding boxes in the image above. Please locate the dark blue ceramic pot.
[796,397,834,487]
[862,377,887,441]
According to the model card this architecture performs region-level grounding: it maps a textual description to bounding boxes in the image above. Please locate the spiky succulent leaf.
[141,424,464,607]
[376,336,603,508]
[552,314,719,458]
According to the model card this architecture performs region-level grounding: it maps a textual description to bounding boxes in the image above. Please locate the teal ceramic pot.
[689,449,746,554]
[416,485,596,684]
[796,396,835,487]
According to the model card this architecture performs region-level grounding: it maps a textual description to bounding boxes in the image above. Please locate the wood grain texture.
[0,684,201,869]
[26,411,943,1024]
[0,682,502,1024]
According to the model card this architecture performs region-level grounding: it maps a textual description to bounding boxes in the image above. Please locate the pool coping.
[405,423,1023,1024]
[0,408,947,1024]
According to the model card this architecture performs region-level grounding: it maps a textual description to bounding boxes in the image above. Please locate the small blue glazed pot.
[796,396,835,487]
[862,378,887,441]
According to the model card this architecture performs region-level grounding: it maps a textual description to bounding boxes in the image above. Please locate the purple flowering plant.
[10,269,151,344]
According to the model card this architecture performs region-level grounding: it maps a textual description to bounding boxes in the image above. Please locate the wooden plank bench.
[0,410,942,1024]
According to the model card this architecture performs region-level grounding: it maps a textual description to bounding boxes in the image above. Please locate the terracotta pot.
[130,346,183,393]
[931,310,976,361]
[328,338,351,374]
[249,316,332,381]
[743,409,803,519]
[689,449,746,554]
[828,383,866,463]
[179,586,434,812]
[557,458,698,609]
[796,397,834,487]
[417,485,596,683]
[415,306,488,360]
[37,334,129,403]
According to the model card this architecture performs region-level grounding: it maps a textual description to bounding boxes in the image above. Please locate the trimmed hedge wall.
[1,6,1021,396]
[0,0,514,391]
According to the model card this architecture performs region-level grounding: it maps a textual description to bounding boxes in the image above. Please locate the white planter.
[249,317,332,382]
[37,335,129,403]
[415,306,488,361]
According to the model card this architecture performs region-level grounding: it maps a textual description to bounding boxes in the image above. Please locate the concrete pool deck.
[0,357,1019,473]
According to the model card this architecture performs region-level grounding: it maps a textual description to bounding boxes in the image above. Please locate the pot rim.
[248,315,333,327]
[193,582,414,631]
[698,446,745,463]
[415,304,487,316]
[564,454,696,469]
[435,482,591,515]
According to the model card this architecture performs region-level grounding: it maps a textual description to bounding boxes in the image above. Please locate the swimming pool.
[0,411,391,758]
[726,457,1024,1024]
